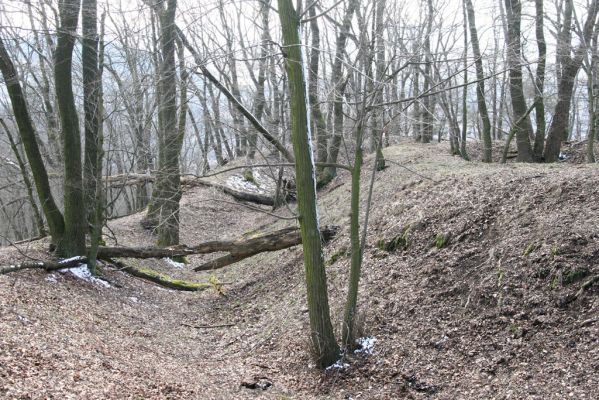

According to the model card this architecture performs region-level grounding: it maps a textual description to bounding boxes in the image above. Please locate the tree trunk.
[0,119,46,237]
[532,0,547,161]
[277,0,340,368]
[371,0,387,170]
[55,0,86,256]
[146,0,183,246]
[308,6,329,175]
[504,0,534,162]
[465,0,492,162]
[420,0,434,144]
[321,0,358,185]
[544,0,599,162]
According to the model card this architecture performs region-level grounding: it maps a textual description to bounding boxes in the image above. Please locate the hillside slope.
[1,143,598,399]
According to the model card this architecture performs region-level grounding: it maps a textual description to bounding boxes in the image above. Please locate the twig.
[181,322,235,329]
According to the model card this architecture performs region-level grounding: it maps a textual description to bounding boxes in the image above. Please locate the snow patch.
[59,264,111,288]
[163,257,186,269]
[129,296,139,303]
[58,256,86,264]
[354,336,377,355]
[325,359,350,371]
[45,274,58,283]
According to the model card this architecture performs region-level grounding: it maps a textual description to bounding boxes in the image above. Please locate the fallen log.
[104,173,280,206]
[0,256,213,292]
[95,226,338,263]
[105,258,211,291]
[0,256,87,275]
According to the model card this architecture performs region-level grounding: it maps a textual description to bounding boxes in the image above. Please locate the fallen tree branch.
[94,226,338,264]
[104,173,283,206]
[181,322,235,329]
[3,227,339,277]
[0,256,87,275]
[194,226,338,271]
[105,258,211,291]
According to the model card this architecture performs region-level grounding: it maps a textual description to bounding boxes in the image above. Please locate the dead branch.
[95,226,338,264]
[105,258,211,291]
[0,257,87,275]
[104,173,283,206]
[193,226,338,271]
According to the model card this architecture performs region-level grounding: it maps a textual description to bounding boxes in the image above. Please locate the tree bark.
[277,0,340,368]
[54,0,86,256]
[145,0,183,246]
[93,226,337,260]
[532,0,547,161]
[321,0,358,185]
[465,0,492,162]
[544,0,599,162]
[504,0,534,162]
[0,119,46,236]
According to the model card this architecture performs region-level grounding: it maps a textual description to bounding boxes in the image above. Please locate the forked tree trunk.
[544,0,599,162]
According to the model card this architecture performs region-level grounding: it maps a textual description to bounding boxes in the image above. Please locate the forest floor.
[1,141,598,399]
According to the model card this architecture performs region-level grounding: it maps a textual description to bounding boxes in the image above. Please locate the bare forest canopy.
[1,0,599,245]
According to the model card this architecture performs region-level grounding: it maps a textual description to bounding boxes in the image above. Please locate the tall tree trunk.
[504,0,534,162]
[544,0,599,162]
[247,0,271,161]
[322,0,358,185]
[55,0,86,256]
[82,0,101,231]
[420,0,434,144]
[587,28,599,162]
[0,38,64,244]
[532,0,547,160]
[277,0,340,368]
[460,0,470,160]
[371,0,386,170]
[465,0,492,162]
[308,5,329,175]
[145,0,183,246]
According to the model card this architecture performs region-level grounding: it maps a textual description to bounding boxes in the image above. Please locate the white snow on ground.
[354,336,377,355]
[58,256,86,264]
[59,264,111,288]
[227,175,263,194]
[163,257,186,269]
[325,359,350,371]
[45,274,58,283]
